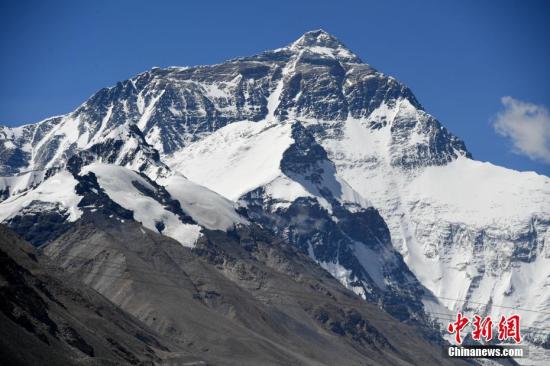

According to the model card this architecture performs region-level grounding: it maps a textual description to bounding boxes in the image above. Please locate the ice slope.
[169,91,550,360]
[404,157,549,226]
[167,120,296,201]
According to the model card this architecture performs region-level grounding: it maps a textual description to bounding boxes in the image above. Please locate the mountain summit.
[291,29,343,48]
[0,29,458,168]
[287,29,362,62]
[1,31,549,364]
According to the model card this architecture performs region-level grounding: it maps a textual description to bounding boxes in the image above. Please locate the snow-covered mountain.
[1,29,549,362]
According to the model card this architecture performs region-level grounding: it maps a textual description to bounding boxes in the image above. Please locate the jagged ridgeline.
[1,30,549,365]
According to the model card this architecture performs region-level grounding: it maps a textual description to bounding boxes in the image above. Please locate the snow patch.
[159,174,248,231]
[81,163,201,247]
[0,171,82,222]
[319,260,366,299]
[137,91,165,131]
[0,170,48,198]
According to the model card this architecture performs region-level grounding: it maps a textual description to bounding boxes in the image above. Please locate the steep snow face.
[315,100,550,355]
[167,119,368,211]
[167,120,295,201]
[159,174,248,231]
[401,158,550,333]
[0,171,82,223]
[405,158,549,226]
[81,163,201,247]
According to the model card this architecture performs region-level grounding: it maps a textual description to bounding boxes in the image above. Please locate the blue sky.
[1,0,549,175]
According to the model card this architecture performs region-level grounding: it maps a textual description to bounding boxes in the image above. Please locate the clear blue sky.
[1,0,549,175]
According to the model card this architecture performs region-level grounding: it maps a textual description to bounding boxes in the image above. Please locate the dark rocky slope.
[43,212,470,366]
[0,225,175,366]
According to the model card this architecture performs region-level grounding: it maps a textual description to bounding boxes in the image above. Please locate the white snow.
[88,105,113,146]
[0,171,82,222]
[203,82,231,99]
[303,46,356,60]
[319,260,366,298]
[28,115,79,170]
[137,91,164,131]
[81,163,201,247]
[1,125,25,140]
[266,51,302,122]
[261,174,324,210]
[288,30,358,61]
[3,140,15,149]
[0,169,48,198]
[404,157,550,226]
[166,119,369,214]
[159,173,248,231]
[167,120,295,201]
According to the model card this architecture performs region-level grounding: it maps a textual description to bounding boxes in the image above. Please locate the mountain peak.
[290,29,344,49]
[288,29,360,62]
